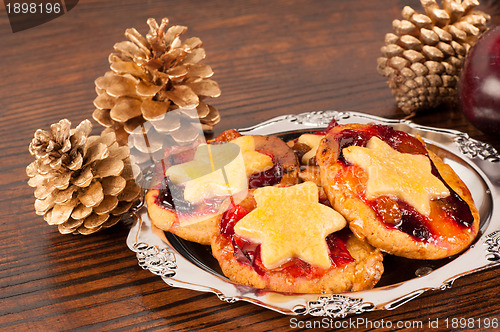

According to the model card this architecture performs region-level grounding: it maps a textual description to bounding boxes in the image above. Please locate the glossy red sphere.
[459,26,500,136]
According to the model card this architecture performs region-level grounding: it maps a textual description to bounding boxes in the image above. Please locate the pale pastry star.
[165,137,273,204]
[230,136,273,176]
[233,181,346,269]
[342,136,450,216]
[165,143,247,204]
[297,134,325,164]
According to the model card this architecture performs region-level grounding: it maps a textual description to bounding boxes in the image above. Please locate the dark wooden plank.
[1,0,499,330]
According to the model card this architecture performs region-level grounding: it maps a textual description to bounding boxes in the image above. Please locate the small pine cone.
[93,17,221,148]
[28,119,90,172]
[27,119,142,235]
[377,0,490,115]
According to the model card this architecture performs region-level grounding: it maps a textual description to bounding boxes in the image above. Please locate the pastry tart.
[146,130,299,244]
[210,182,384,293]
[316,123,480,260]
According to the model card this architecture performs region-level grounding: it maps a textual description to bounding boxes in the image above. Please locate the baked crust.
[145,133,300,245]
[210,225,384,293]
[146,189,221,245]
[317,124,480,260]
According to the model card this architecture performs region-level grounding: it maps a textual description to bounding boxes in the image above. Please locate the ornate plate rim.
[126,110,500,318]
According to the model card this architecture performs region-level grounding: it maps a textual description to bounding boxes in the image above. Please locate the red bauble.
[459,26,500,137]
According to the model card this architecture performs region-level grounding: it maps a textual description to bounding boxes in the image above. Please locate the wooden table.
[2,0,499,330]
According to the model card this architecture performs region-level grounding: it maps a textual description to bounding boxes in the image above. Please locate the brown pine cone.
[377,0,490,115]
[27,119,141,235]
[93,17,221,149]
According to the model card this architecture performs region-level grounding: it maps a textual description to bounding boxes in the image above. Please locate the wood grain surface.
[1,0,499,331]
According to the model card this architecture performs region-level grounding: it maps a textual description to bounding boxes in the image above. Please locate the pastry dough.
[146,131,299,244]
[317,123,480,260]
[210,198,384,293]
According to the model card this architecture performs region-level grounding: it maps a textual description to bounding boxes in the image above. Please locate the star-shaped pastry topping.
[165,136,274,204]
[230,135,274,176]
[297,134,325,164]
[342,136,450,216]
[166,143,248,204]
[233,181,346,269]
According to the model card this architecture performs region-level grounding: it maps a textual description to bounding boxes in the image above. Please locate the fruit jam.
[156,177,193,212]
[248,151,283,188]
[155,176,226,216]
[220,203,354,278]
[333,125,474,242]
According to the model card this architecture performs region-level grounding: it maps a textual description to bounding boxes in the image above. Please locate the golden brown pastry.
[146,131,299,244]
[210,182,384,293]
[316,123,480,260]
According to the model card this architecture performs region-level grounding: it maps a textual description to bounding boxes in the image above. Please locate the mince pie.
[316,123,480,260]
[146,130,299,244]
[209,181,384,293]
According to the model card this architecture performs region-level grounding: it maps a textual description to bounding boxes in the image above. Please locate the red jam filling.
[248,150,283,188]
[332,125,474,243]
[220,203,354,278]
[155,177,225,215]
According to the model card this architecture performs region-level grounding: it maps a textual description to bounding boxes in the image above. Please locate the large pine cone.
[377,0,490,115]
[93,17,221,149]
[27,119,141,235]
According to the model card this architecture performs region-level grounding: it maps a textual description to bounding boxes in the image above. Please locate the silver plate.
[126,110,500,318]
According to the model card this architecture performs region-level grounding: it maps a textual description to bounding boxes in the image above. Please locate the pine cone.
[92,17,221,149]
[28,119,89,173]
[377,0,490,115]
[27,119,141,235]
